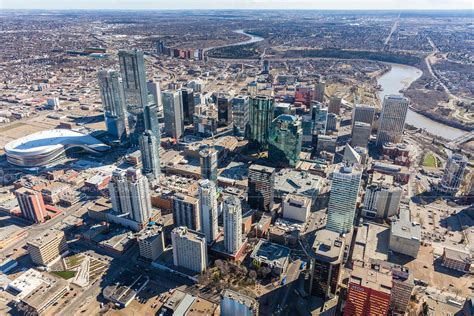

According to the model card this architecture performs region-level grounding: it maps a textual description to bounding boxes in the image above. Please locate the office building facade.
[313,81,325,102]
[268,114,302,168]
[326,164,362,234]
[351,121,372,148]
[328,96,342,115]
[162,90,184,140]
[232,96,249,136]
[180,87,195,125]
[118,50,148,143]
[376,95,409,147]
[352,104,375,128]
[98,69,128,142]
[248,164,275,212]
[248,95,275,149]
[200,148,218,182]
[27,229,68,266]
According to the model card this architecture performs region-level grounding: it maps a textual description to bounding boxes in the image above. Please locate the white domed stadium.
[5,129,110,167]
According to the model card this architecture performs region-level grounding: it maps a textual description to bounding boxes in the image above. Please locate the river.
[230,31,467,140]
[376,63,467,140]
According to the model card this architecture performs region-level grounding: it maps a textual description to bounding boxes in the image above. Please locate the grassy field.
[52,270,76,280]
[423,152,438,168]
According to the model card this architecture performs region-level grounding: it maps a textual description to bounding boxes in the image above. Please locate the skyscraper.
[180,87,195,125]
[326,164,362,234]
[172,193,201,231]
[311,101,328,135]
[352,103,375,128]
[232,95,249,137]
[198,179,218,244]
[376,95,409,147]
[98,69,128,142]
[171,226,208,273]
[248,164,275,212]
[223,195,242,255]
[15,188,47,223]
[162,90,184,140]
[146,81,162,108]
[268,114,302,167]
[139,130,160,181]
[248,95,275,149]
[108,168,152,224]
[363,182,402,219]
[143,104,160,141]
[200,148,218,182]
[118,50,148,143]
[351,121,372,148]
[313,81,325,102]
[328,96,342,115]
[438,153,468,196]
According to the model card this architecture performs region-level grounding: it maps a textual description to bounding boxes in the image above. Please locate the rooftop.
[250,239,290,269]
[350,263,393,294]
[27,229,64,248]
[391,205,421,240]
[311,229,345,263]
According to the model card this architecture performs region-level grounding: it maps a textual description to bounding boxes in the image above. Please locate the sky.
[2,0,473,10]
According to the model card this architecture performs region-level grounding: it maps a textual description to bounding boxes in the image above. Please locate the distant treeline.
[283,49,422,66]
[208,43,260,59]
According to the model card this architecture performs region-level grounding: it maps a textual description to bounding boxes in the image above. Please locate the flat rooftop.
[250,239,290,269]
[311,229,344,263]
[353,222,389,262]
[391,206,421,240]
[350,263,392,294]
[274,169,323,197]
[27,228,64,248]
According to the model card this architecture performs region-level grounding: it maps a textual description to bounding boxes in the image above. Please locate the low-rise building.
[282,194,311,223]
[441,247,472,273]
[389,205,421,258]
[27,229,68,266]
[220,289,259,316]
[250,239,290,276]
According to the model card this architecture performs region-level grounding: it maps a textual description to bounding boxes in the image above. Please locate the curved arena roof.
[5,129,110,167]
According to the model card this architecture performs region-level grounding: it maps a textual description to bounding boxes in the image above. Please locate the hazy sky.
[2,0,473,10]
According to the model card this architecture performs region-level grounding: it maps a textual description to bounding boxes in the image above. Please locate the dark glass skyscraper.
[98,69,128,142]
[248,95,275,149]
[119,50,148,144]
[268,114,302,167]
[180,87,195,125]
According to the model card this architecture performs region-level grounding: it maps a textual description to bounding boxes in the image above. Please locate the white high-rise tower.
[223,195,242,255]
[198,180,218,244]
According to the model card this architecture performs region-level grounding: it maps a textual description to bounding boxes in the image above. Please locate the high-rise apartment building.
[15,188,47,223]
[143,103,160,140]
[438,153,468,196]
[118,50,148,143]
[248,95,275,149]
[146,81,162,108]
[27,229,68,266]
[248,164,275,212]
[139,130,160,181]
[223,196,242,255]
[108,168,152,224]
[198,180,218,244]
[326,164,362,234]
[376,95,409,147]
[162,90,184,140]
[98,69,128,142]
[232,96,249,137]
[172,193,201,231]
[351,122,372,148]
[268,114,302,167]
[200,148,218,182]
[171,226,208,273]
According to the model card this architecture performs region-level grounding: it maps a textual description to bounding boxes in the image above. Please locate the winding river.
[376,63,466,140]
[230,31,467,140]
